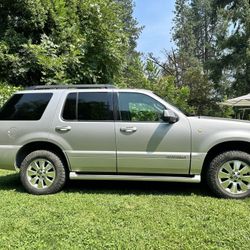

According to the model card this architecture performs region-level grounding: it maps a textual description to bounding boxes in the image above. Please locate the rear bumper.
[0,145,21,171]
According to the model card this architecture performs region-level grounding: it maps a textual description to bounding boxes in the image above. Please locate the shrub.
[0,83,21,107]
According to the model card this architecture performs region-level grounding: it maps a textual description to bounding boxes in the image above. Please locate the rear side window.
[62,92,113,121]
[0,93,52,120]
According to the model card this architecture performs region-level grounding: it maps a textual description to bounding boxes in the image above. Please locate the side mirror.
[162,109,178,123]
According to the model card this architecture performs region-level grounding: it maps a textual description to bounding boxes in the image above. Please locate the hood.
[189,116,250,124]
[187,116,250,134]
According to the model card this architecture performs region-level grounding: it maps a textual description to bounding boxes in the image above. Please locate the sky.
[133,0,176,59]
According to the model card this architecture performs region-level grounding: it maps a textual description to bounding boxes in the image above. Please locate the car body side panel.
[0,145,21,170]
[115,119,192,174]
[115,90,192,175]
[0,91,62,170]
[47,123,116,172]
[189,152,207,175]
[1,88,250,179]
[189,117,250,174]
[49,90,116,173]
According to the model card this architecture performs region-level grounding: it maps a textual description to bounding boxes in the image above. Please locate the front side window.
[118,92,165,122]
[62,92,113,121]
[0,93,52,120]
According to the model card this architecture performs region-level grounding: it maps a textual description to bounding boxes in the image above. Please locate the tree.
[173,0,220,68]
[0,0,141,86]
[113,0,145,89]
[116,54,193,114]
[166,0,232,115]
[210,0,250,96]
[115,0,142,53]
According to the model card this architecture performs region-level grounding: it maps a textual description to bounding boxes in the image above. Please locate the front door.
[115,91,191,174]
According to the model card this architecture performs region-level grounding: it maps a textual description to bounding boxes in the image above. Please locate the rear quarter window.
[0,93,53,120]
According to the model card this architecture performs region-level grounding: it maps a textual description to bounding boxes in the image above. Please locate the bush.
[0,83,21,107]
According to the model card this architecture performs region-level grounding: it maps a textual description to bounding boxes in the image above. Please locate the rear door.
[52,90,116,172]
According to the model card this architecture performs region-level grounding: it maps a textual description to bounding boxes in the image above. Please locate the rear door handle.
[120,127,137,133]
[55,126,71,132]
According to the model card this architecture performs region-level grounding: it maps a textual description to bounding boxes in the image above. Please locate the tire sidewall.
[208,151,250,199]
[20,150,66,195]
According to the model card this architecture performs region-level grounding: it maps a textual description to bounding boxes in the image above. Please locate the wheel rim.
[26,159,56,189]
[218,160,250,195]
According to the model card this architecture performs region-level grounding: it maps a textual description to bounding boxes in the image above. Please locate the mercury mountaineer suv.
[0,85,249,199]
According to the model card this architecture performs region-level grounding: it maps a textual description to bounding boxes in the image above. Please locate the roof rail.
[26,84,117,90]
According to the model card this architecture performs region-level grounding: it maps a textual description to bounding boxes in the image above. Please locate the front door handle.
[55,126,71,132]
[120,127,137,133]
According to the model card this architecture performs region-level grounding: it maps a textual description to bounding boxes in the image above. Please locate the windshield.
[153,92,191,116]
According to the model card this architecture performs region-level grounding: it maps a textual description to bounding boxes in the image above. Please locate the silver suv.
[0,85,249,199]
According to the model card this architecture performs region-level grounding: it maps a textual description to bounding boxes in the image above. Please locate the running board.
[69,173,201,183]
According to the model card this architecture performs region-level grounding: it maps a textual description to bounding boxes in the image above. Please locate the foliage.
[116,57,193,115]
[0,0,242,117]
[171,0,250,110]
[129,103,161,122]
[210,0,250,96]
[173,0,217,65]
[170,0,218,115]
[115,54,149,89]
[115,0,142,52]
[0,83,21,107]
[162,0,237,117]
[151,76,194,115]
[0,0,141,86]
[0,170,249,249]
[0,0,213,115]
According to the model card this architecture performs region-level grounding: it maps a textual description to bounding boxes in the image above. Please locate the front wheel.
[207,151,250,199]
[20,150,66,195]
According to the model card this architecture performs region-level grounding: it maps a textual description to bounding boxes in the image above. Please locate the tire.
[207,151,250,199]
[20,150,66,195]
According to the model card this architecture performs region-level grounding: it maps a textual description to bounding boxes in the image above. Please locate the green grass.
[0,170,249,250]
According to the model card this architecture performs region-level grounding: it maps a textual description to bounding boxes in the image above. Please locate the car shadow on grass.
[0,172,212,197]
[0,172,26,193]
[64,179,212,197]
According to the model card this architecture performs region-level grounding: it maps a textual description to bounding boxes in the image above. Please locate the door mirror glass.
[162,109,178,123]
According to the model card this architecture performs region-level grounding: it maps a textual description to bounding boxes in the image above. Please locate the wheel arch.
[15,141,71,172]
[201,140,250,178]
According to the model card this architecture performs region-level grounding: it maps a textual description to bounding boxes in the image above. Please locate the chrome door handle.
[120,127,137,133]
[55,126,71,132]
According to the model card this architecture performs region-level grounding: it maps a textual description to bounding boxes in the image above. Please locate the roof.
[18,85,153,95]
[25,84,116,90]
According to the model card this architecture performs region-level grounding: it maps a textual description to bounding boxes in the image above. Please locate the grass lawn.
[0,169,249,250]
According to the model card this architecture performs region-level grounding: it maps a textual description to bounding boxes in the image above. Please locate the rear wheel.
[20,150,66,195]
[207,151,250,199]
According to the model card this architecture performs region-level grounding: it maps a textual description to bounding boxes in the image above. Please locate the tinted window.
[78,92,113,121]
[118,92,165,122]
[62,93,77,120]
[0,93,52,120]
